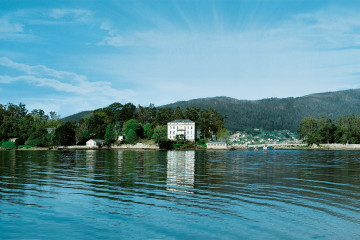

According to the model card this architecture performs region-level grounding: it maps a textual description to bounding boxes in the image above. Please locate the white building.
[86,139,105,148]
[167,119,196,142]
[206,141,228,150]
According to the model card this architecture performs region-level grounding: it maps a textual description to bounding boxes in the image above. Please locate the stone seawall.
[273,144,306,150]
[65,146,102,150]
[111,143,159,150]
[229,144,248,150]
[312,144,360,150]
[3,143,360,151]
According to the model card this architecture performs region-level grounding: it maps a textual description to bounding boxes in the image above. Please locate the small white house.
[167,119,196,142]
[86,139,105,148]
[117,135,125,142]
[206,141,228,150]
[8,138,18,143]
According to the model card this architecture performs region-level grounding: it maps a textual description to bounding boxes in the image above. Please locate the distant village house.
[207,141,228,150]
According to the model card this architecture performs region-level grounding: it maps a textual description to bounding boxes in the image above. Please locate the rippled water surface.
[1,150,360,239]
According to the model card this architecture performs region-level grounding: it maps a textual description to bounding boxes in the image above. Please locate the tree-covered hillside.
[62,110,93,122]
[162,89,360,131]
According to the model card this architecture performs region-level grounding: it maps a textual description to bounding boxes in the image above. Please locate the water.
[0,150,359,239]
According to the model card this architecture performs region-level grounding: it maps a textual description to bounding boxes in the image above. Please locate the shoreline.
[3,143,360,151]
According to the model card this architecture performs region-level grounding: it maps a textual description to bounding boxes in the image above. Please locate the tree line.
[0,102,226,147]
[298,114,360,145]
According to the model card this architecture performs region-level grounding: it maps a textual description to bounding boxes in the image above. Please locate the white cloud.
[0,57,87,83]
[0,18,23,34]
[49,9,92,23]
[280,7,360,49]
[0,17,35,40]
[0,8,93,41]
[98,35,126,47]
[0,57,136,108]
[97,21,128,47]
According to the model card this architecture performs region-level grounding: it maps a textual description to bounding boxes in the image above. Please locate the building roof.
[87,139,105,143]
[168,119,194,123]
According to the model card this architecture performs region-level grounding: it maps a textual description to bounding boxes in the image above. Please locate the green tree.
[152,125,167,143]
[137,104,157,124]
[184,107,200,122]
[86,113,107,139]
[7,103,27,120]
[25,127,48,147]
[335,114,360,143]
[216,128,230,142]
[75,119,90,145]
[53,122,76,146]
[155,107,174,126]
[105,102,123,123]
[143,123,153,140]
[125,129,138,144]
[123,119,143,138]
[172,107,184,120]
[31,109,49,121]
[120,103,137,123]
[316,117,336,144]
[198,108,225,139]
[18,114,36,141]
[298,117,318,142]
[47,111,62,128]
[0,115,19,139]
[104,124,116,143]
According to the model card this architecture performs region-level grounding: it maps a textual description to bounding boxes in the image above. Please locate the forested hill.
[162,89,360,132]
[62,110,93,122]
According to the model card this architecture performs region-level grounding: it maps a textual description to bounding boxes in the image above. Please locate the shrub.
[179,142,195,149]
[18,145,32,149]
[15,137,26,146]
[159,140,174,150]
[198,139,207,145]
[197,139,207,147]
[1,141,16,149]
[25,137,46,147]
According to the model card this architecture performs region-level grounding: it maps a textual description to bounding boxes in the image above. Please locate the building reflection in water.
[166,151,195,193]
[116,150,123,177]
[86,150,96,178]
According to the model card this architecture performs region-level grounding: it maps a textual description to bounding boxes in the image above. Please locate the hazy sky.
[1,0,360,117]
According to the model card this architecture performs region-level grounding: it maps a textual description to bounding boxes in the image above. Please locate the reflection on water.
[0,150,360,239]
[166,151,195,193]
[86,150,96,177]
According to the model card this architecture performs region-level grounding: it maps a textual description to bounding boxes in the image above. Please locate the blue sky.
[1,0,360,117]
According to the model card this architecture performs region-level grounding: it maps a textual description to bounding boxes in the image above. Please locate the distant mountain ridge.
[63,89,360,131]
[162,89,360,131]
